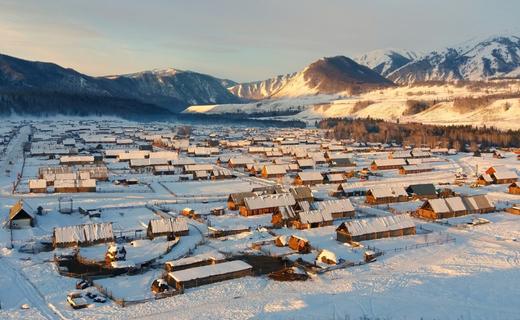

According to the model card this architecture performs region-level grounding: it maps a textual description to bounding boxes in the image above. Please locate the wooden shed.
[288,235,311,253]
[509,182,520,195]
[8,200,35,228]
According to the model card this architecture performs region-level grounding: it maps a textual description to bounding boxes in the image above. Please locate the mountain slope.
[388,35,520,83]
[0,53,241,115]
[101,69,242,112]
[271,56,394,98]
[228,73,296,100]
[355,49,418,77]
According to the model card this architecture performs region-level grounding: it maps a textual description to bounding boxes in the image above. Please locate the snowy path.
[0,257,67,320]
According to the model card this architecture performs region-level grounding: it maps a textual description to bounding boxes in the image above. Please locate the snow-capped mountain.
[229,56,393,100]
[355,49,418,77]
[272,56,393,98]
[228,73,296,100]
[388,35,520,83]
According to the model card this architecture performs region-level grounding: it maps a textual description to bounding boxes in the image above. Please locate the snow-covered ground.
[184,81,520,130]
[0,120,519,320]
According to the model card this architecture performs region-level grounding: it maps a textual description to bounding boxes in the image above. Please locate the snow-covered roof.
[339,214,415,236]
[296,171,324,182]
[263,165,287,175]
[149,217,189,235]
[168,260,252,283]
[165,252,226,269]
[316,198,354,214]
[368,186,408,198]
[54,223,114,245]
[244,193,296,210]
[29,179,47,189]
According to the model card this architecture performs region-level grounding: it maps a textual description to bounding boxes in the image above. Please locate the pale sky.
[1,0,519,82]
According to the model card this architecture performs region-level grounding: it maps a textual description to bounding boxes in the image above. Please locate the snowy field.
[0,120,518,320]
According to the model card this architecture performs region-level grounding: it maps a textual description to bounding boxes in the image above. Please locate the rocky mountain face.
[355,49,418,77]
[229,56,393,100]
[387,35,520,83]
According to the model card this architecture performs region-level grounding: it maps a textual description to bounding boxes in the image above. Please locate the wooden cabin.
[240,193,296,216]
[509,182,520,195]
[8,200,35,228]
[294,172,323,186]
[261,165,287,179]
[365,186,408,204]
[336,215,416,243]
[485,167,518,184]
[227,192,256,210]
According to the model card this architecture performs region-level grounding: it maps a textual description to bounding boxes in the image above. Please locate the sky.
[1,0,519,82]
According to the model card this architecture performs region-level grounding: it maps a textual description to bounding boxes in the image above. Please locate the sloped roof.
[296,171,323,182]
[316,198,354,214]
[337,214,415,237]
[244,193,296,210]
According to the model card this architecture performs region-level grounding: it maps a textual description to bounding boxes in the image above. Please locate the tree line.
[317,117,520,151]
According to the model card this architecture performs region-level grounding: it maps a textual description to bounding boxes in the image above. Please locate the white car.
[67,292,89,309]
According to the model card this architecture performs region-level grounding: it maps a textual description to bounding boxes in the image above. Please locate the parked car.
[67,292,89,309]
[93,295,107,303]
[75,279,92,290]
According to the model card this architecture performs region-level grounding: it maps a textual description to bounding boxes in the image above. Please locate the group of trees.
[317,117,520,151]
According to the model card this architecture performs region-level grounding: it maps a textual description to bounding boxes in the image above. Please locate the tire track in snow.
[0,257,68,320]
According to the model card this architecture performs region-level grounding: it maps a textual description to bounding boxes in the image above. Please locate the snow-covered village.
[0,119,518,319]
[2,1,520,319]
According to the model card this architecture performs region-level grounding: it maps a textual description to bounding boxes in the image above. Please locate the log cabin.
[336,215,416,243]
[365,186,409,204]
[293,171,324,186]
[240,193,296,217]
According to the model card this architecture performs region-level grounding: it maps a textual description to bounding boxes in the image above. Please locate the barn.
[336,215,416,243]
[166,260,253,291]
[8,200,35,228]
